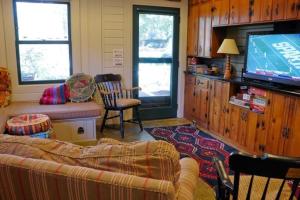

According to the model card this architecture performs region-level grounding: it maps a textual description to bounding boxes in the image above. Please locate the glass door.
[133,6,180,120]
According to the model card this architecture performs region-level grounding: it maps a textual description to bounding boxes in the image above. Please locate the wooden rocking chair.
[94,74,143,138]
[214,152,300,200]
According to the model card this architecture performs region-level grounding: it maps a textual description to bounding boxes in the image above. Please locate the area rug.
[145,124,237,187]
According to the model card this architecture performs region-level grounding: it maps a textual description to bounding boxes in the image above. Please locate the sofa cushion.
[0,135,181,184]
[6,101,102,120]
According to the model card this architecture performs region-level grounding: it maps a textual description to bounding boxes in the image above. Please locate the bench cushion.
[6,101,102,120]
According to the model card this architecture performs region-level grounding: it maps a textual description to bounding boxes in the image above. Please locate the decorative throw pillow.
[40,84,69,105]
[0,67,11,108]
[0,135,181,184]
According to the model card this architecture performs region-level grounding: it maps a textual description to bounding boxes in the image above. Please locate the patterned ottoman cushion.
[0,135,181,184]
[6,114,52,135]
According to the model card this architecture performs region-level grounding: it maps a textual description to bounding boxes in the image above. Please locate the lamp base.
[223,55,231,80]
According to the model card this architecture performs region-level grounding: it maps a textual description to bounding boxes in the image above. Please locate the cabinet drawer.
[52,118,97,143]
[196,77,209,89]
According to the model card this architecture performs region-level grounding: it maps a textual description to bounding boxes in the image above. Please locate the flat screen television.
[244,33,300,87]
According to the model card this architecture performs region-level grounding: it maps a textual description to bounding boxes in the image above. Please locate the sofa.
[0,133,199,200]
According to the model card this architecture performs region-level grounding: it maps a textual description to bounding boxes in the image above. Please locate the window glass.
[14,1,72,84]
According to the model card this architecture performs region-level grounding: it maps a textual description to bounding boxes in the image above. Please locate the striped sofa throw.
[0,135,181,184]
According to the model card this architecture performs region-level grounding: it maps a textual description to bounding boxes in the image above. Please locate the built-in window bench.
[3,101,103,145]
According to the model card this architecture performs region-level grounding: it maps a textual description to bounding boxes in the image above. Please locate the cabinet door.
[184,75,196,120]
[238,109,250,147]
[219,0,230,25]
[272,0,287,20]
[285,0,299,19]
[203,1,212,57]
[195,77,210,128]
[209,80,230,135]
[244,112,259,152]
[253,92,272,155]
[283,97,300,157]
[229,0,239,24]
[250,0,262,22]
[212,0,222,26]
[227,105,241,142]
[261,0,273,21]
[265,93,290,155]
[197,88,209,129]
[187,4,199,56]
[198,16,205,56]
[239,0,251,23]
[209,80,223,134]
[219,82,230,136]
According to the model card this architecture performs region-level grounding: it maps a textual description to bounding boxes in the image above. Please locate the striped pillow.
[39,84,69,105]
[0,135,181,184]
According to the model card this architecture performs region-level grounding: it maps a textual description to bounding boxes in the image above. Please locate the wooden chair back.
[229,152,300,200]
[94,74,123,108]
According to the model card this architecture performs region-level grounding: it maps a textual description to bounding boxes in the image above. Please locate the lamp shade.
[217,39,240,55]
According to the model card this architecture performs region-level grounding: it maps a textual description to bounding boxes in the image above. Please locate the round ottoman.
[6,114,52,136]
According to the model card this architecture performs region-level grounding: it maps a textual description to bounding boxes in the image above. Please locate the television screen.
[245,33,300,86]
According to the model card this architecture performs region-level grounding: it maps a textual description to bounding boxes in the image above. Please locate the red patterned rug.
[145,124,237,187]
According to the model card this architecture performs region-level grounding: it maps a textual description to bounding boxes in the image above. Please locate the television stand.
[240,78,300,96]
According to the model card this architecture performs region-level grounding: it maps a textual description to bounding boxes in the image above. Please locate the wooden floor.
[98,118,190,142]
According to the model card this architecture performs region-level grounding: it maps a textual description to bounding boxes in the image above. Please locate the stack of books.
[229,86,267,113]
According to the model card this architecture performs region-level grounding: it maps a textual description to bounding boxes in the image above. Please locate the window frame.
[13,0,73,85]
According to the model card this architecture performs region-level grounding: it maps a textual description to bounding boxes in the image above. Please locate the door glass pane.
[19,44,70,82]
[16,2,69,41]
[139,14,174,58]
[139,63,171,97]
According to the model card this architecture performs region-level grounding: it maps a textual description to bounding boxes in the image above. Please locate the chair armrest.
[123,87,142,91]
[122,87,141,98]
[176,157,199,200]
[213,157,234,199]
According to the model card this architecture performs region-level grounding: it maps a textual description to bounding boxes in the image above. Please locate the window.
[14,1,72,84]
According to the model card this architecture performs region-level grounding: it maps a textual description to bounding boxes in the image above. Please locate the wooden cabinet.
[286,0,299,19]
[188,0,223,58]
[283,97,300,157]
[239,0,251,23]
[229,0,239,24]
[195,77,210,128]
[212,0,230,26]
[206,0,299,27]
[209,80,230,135]
[184,74,300,157]
[198,1,212,57]
[184,75,196,120]
[184,74,209,128]
[261,0,273,21]
[250,0,262,22]
[251,93,300,156]
[187,2,199,56]
[272,0,287,20]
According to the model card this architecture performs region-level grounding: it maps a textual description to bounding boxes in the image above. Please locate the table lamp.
[217,39,240,80]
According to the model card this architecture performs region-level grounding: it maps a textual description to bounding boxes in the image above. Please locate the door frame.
[132,5,180,120]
